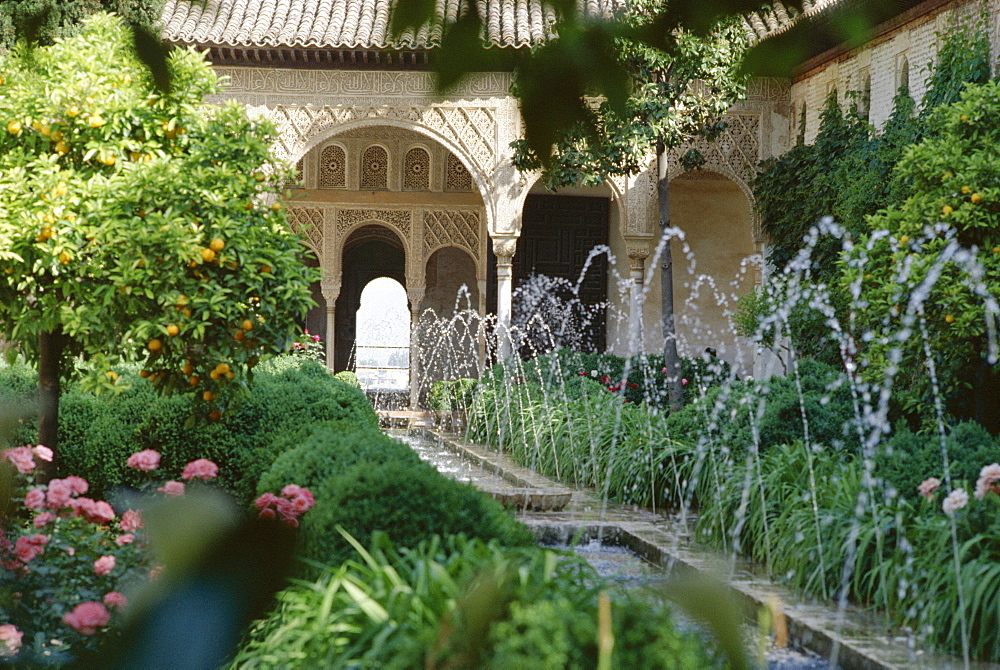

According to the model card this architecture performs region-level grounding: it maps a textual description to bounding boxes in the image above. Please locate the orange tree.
[842,79,1000,432]
[0,13,317,455]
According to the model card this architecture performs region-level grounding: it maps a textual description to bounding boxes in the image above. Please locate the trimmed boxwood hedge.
[1,357,376,503]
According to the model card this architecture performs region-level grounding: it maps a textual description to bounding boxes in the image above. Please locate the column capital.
[491,234,518,261]
[626,245,650,273]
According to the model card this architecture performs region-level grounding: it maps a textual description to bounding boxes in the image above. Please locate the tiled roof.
[740,0,845,42]
[160,0,627,50]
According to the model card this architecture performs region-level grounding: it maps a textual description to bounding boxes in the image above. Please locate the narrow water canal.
[395,430,832,670]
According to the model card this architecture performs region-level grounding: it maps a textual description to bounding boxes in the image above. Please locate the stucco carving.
[491,235,518,259]
[667,112,761,185]
[423,210,481,259]
[337,208,411,237]
[287,206,323,252]
[216,68,512,99]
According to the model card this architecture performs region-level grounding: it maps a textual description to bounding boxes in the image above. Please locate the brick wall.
[787,0,986,148]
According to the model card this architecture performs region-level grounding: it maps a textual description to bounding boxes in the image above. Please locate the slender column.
[406,287,425,409]
[491,236,518,359]
[321,288,340,371]
[626,246,650,356]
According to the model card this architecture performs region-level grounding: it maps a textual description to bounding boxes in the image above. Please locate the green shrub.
[57,357,376,502]
[300,458,534,568]
[0,360,38,445]
[257,422,420,497]
[333,370,361,389]
[875,421,1000,500]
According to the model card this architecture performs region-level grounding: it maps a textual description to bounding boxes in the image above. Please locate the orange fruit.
[226,371,235,381]
[234,330,246,342]
[208,410,222,422]
[945,314,955,324]
[7,120,21,134]
[241,319,253,331]
[148,338,162,352]
[994,246,1000,254]
[106,371,118,382]
[55,141,69,156]
[54,182,68,196]
[58,251,71,264]
[971,193,982,204]
[88,115,105,128]
[898,235,909,245]
[189,375,199,386]
[216,363,230,375]
[961,186,971,194]
[100,154,116,166]
[183,308,193,318]
[210,369,221,381]
[942,205,953,216]
[166,324,180,336]
[200,248,216,263]
[960,114,970,122]
[259,264,272,274]
[139,369,150,378]
[176,294,189,306]
[202,390,215,402]
[209,238,225,252]
[270,202,282,211]
[182,363,194,375]
[66,106,79,118]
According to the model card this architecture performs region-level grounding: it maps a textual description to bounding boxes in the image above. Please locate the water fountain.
[392,215,1000,669]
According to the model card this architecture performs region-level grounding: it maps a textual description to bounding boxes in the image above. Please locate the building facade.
[160,0,998,387]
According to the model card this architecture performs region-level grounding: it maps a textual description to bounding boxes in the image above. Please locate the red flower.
[14,534,48,563]
[120,509,143,532]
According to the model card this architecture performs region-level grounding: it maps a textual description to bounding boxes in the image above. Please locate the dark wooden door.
[488,194,609,354]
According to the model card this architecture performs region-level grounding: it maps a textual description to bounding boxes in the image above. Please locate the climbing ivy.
[742,13,993,367]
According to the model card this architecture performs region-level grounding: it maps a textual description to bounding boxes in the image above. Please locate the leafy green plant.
[230,533,716,669]
[428,378,478,412]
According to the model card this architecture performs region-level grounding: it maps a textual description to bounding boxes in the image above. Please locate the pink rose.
[0,624,23,656]
[281,515,299,528]
[275,497,298,520]
[157,480,185,497]
[2,447,35,474]
[103,591,128,610]
[181,458,218,481]
[681,378,689,385]
[943,488,969,515]
[115,533,135,546]
[93,555,116,576]
[258,507,276,520]
[32,445,53,462]
[33,512,56,528]
[918,477,941,501]
[46,479,73,509]
[24,488,46,510]
[86,501,116,525]
[254,493,279,511]
[126,449,161,472]
[120,509,143,532]
[64,476,89,495]
[281,485,315,514]
[63,601,110,635]
[14,534,48,563]
[974,463,1000,500]
[70,497,96,518]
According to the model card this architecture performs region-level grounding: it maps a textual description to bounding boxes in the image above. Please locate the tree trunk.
[657,143,684,411]
[38,328,65,466]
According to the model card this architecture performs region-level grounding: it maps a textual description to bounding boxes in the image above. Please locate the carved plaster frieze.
[336,208,412,238]
[252,104,498,182]
[423,209,481,259]
[287,206,323,252]
[216,68,513,99]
